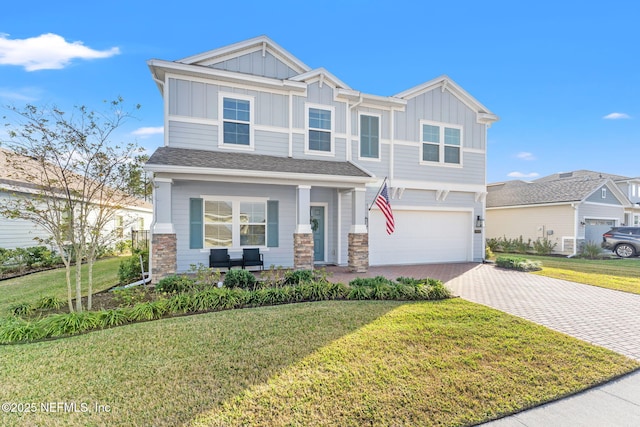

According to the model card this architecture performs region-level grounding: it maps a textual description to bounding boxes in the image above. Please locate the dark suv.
[601,227,640,258]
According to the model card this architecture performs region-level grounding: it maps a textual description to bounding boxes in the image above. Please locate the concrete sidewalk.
[446,264,640,426]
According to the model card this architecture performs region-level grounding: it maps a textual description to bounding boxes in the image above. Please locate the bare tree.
[0,98,143,311]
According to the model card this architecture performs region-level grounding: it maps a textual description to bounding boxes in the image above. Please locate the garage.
[584,218,616,244]
[369,210,472,265]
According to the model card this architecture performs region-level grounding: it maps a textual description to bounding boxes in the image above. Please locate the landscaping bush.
[532,238,557,255]
[34,295,64,311]
[579,242,603,259]
[284,269,315,285]
[223,269,257,290]
[155,275,196,294]
[118,249,149,284]
[495,255,542,272]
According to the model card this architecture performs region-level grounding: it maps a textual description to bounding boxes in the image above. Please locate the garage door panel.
[369,210,471,265]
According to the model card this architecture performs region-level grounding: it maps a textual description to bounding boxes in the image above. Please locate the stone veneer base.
[151,233,177,283]
[348,233,369,273]
[293,233,314,270]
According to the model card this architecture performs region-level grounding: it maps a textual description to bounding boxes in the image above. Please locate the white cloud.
[0,87,41,102]
[603,112,630,120]
[0,33,120,71]
[515,151,535,161]
[132,126,164,138]
[508,171,539,179]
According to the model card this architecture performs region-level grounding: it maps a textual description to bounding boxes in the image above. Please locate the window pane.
[223,98,250,122]
[423,125,439,143]
[360,115,379,158]
[205,224,232,247]
[309,130,331,151]
[444,128,460,146]
[223,122,250,145]
[204,201,232,223]
[423,143,439,162]
[240,225,266,246]
[309,108,331,130]
[444,146,460,164]
[240,202,266,223]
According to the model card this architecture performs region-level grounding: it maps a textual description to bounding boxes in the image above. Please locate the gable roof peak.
[288,67,351,90]
[176,35,311,74]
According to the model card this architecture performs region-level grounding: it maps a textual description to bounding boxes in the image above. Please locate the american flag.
[375,182,395,235]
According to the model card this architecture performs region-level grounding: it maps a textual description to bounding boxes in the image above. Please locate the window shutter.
[189,198,203,249]
[267,200,279,247]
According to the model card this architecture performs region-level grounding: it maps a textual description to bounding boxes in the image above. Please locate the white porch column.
[350,187,368,233]
[294,185,313,269]
[348,187,368,272]
[151,177,176,282]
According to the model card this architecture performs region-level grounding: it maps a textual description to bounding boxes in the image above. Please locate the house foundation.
[348,232,369,272]
[293,233,314,270]
[151,233,177,282]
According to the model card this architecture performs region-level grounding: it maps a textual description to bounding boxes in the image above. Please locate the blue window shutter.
[189,198,203,249]
[267,200,279,247]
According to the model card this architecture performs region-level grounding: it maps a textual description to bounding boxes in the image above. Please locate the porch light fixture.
[475,215,485,228]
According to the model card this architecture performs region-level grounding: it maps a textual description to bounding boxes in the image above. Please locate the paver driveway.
[446,263,640,361]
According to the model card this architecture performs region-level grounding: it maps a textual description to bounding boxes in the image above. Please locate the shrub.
[495,255,542,272]
[223,269,257,290]
[118,249,149,284]
[97,308,130,328]
[485,245,495,260]
[284,269,315,285]
[112,287,149,307]
[427,281,452,300]
[8,302,33,317]
[188,263,222,289]
[34,295,64,311]
[155,275,196,294]
[40,312,101,337]
[579,242,603,259]
[0,317,45,343]
[532,238,557,255]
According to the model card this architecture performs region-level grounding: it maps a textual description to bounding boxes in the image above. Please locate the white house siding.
[486,205,576,254]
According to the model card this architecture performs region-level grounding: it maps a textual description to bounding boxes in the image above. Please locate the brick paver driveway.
[446,264,640,361]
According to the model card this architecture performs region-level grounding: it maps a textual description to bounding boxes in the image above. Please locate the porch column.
[151,178,176,282]
[294,185,314,270]
[349,187,369,272]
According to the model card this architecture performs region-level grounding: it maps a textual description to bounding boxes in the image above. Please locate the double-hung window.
[307,106,332,153]
[202,199,266,248]
[360,114,380,159]
[221,95,252,147]
[421,121,462,165]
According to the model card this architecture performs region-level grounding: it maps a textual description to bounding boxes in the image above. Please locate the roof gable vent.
[559,172,573,178]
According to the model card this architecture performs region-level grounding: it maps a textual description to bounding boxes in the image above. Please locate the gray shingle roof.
[145,147,372,178]
[487,176,609,208]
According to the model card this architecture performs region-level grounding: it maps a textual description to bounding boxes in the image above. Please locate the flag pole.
[368,176,388,211]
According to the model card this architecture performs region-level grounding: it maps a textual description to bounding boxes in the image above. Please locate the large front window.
[308,107,332,152]
[204,199,266,248]
[222,96,251,146]
[421,122,462,165]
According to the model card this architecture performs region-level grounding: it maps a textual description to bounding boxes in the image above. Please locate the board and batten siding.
[210,49,300,80]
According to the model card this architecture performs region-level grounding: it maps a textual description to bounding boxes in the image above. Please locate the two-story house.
[144,36,498,281]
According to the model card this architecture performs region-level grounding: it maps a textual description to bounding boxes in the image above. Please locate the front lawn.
[1,299,636,426]
[500,253,640,295]
[0,257,122,315]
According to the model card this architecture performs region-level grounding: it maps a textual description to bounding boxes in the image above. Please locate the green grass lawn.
[1,299,636,427]
[499,253,640,295]
[0,257,122,315]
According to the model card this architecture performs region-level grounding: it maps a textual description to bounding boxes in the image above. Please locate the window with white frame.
[203,199,266,248]
[221,96,252,146]
[307,107,332,152]
[421,121,462,165]
[360,114,380,159]
[602,188,607,199]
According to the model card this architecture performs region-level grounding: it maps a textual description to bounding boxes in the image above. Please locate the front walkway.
[324,262,478,285]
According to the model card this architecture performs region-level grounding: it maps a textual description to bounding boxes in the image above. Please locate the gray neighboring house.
[144,36,498,281]
[487,170,640,255]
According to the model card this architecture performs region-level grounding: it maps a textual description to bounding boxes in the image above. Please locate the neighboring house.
[486,170,640,255]
[144,36,498,281]
[0,149,152,250]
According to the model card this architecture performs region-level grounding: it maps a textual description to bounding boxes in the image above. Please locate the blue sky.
[1,0,638,183]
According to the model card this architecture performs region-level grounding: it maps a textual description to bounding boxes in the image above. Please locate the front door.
[310,206,325,262]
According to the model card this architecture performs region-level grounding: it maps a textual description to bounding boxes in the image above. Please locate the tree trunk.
[87,256,94,311]
[65,262,73,312]
[75,255,83,312]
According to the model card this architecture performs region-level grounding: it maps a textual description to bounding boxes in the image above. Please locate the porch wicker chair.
[242,248,264,271]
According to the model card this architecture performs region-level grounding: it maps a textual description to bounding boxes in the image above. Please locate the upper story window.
[421,121,462,165]
[219,94,254,149]
[306,105,333,154]
[360,114,380,159]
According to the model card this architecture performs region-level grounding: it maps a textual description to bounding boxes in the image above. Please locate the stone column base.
[293,233,314,270]
[151,233,177,283]
[348,233,369,273]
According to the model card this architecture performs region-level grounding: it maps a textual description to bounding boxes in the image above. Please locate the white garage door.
[369,210,472,265]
